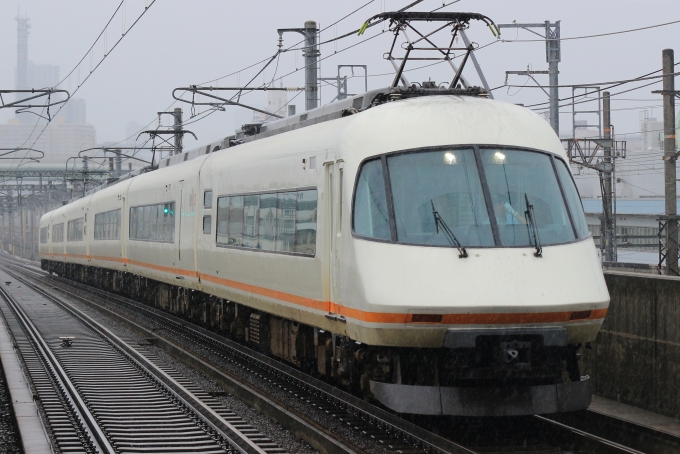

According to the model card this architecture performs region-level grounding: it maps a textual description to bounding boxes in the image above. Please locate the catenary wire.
[500,19,680,42]
[508,62,680,111]
[14,0,159,168]
[66,0,409,166]
[108,0,412,153]
[503,71,680,89]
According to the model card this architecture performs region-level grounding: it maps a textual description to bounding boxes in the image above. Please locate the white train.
[39,86,610,416]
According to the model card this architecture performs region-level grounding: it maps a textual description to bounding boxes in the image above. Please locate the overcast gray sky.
[1,0,678,153]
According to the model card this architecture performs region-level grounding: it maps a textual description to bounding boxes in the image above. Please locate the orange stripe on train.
[40,252,607,325]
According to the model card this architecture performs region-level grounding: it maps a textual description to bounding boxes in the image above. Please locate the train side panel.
[196,120,344,333]
[62,198,90,266]
[122,156,207,290]
[88,180,134,273]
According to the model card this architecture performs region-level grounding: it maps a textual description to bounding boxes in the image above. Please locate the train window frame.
[351,144,590,249]
[94,209,122,241]
[553,157,591,240]
[40,226,48,244]
[204,190,213,209]
[128,201,176,243]
[215,186,318,258]
[351,158,392,241]
[52,222,64,243]
[203,215,211,234]
[67,217,85,242]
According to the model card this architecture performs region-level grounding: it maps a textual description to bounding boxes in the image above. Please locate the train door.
[324,160,343,318]
[178,180,184,263]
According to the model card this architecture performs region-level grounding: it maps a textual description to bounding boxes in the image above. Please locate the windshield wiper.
[524,193,543,257]
[431,200,468,258]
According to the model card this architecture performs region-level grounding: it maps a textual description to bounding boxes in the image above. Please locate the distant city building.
[125,121,145,144]
[16,62,60,90]
[266,87,287,121]
[640,116,664,151]
[3,13,96,164]
[249,86,289,123]
[63,98,86,125]
[0,118,96,165]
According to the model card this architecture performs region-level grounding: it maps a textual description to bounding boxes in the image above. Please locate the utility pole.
[19,180,24,258]
[115,151,122,176]
[82,156,88,197]
[601,91,616,262]
[278,21,319,111]
[498,21,561,134]
[547,22,560,135]
[661,49,678,275]
[173,107,183,155]
[9,200,13,256]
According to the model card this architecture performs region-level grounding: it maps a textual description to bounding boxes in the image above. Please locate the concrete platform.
[589,394,680,438]
[0,312,52,453]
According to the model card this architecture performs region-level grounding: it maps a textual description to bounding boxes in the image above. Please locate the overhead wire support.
[77,147,153,164]
[505,69,551,97]
[137,130,197,167]
[174,1,431,126]
[561,90,625,263]
[172,86,299,119]
[651,87,680,162]
[0,148,44,162]
[278,22,320,110]
[498,21,560,134]
[17,0,159,166]
[0,89,70,121]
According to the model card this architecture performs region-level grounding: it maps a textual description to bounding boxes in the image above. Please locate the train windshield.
[353,147,588,248]
[479,148,575,246]
[388,149,494,247]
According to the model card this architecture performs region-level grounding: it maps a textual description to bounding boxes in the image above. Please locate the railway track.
[0,264,288,454]
[3,257,670,454]
[2,260,472,454]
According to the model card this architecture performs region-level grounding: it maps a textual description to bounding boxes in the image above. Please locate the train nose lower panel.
[442,326,568,348]
[370,378,592,416]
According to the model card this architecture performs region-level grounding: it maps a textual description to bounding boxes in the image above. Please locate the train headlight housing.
[444,152,457,165]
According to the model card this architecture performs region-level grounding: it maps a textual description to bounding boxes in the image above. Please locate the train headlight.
[493,151,506,163]
[444,152,456,164]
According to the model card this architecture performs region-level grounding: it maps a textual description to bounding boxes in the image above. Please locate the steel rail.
[0,283,113,453]
[534,415,646,454]
[1,265,268,454]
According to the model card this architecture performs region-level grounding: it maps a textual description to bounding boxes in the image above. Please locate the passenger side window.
[216,198,229,244]
[204,190,213,208]
[129,203,175,242]
[40,227,48,244]
[67,218,85,242]
[258,193,277,251]
[294,190,318,254]
[94,209,121,240]
[52,223,64,243]
[203,215,211,234]
[216,188,318,256]
[228,196,244,246]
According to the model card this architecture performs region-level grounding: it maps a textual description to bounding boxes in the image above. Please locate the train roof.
[72,85,564,204]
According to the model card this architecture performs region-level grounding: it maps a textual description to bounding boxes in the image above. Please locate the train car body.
[39,90,609,416]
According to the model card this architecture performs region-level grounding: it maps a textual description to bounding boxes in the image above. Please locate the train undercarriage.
[42,260,591,416]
